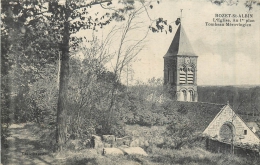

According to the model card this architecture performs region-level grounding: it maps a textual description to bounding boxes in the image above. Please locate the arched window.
[183,90,187,101]
[219,123,235,142]
[187,90,194,102]
[179,66,186,84]
[179,89,187,101]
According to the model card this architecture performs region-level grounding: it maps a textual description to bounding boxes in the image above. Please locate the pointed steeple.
[164,24,196,57]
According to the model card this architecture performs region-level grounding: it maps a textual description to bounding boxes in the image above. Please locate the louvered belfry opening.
[187,66,194,84]
[163,23,198,102]
[178,65,195,84]
[179,66,186,84]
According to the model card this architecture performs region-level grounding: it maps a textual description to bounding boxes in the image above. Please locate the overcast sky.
[121,0,260,86]
[79,0,260,86]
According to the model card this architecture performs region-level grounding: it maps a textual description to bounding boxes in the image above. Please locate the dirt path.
[2,123,64,165]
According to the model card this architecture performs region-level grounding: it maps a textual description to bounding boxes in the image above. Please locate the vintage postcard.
[1,0,260,164]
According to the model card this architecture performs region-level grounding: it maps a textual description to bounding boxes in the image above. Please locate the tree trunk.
[106,81,118,130]
[55,3,70,152]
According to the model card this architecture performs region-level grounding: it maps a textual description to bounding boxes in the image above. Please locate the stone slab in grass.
[120,147,148,156]
[102,148,124,156]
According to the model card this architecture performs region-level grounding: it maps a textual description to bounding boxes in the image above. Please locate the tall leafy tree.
[46,0,136,151]
[1,0,141,151]
[1,0,62,123]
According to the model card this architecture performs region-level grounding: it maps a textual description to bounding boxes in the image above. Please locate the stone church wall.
[204,105,260,145]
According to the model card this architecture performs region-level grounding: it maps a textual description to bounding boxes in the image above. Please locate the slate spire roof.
[164,24,196,57]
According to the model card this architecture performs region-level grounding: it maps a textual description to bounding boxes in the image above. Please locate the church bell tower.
[164,21,198,102]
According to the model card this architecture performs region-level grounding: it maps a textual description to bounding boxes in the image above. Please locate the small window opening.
[244,130,247,135]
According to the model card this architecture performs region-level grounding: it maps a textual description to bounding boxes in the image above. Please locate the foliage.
[121,78,170,126]
[1,0,150,151]
[26,64,59,124]
[198,86,260,117]
[1,0,61,125]
[1,0,152,151]
[164,116,195,149]
[209,0,260,10]
[1,65,11,149]
[20,55,127,138]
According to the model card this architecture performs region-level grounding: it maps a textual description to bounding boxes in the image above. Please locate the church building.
[203,103,260,155]
[164,22,198,102]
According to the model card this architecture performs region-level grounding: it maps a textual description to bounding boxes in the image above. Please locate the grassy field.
[2,123,260,165]
[64,143,259,165]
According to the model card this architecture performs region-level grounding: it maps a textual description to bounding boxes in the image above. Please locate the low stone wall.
[206,138,259,157]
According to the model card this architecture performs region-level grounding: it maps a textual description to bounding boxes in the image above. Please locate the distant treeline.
[198,86,260,116]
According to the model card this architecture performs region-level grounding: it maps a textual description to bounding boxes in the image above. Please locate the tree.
[1,0,62,124]
[209,0,260,10]
[67,50,113,137]
[65,4,152,134]
[165,114,195,149]
[1,0,152,151]
[101,4,152,130]
[26,63,59,124]
[50,0,139,151]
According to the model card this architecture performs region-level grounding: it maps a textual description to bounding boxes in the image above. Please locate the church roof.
[181,102,224,132]
[165,101,225,132]
[164,24,196,57]
[168,102,259,139]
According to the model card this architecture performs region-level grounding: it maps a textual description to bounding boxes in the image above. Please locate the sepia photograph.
[1,0,260,164]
